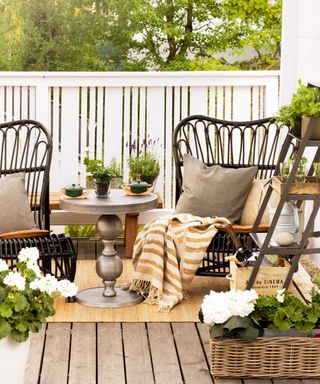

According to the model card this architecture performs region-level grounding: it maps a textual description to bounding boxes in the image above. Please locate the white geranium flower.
[231,289,259,317]
[57,280,78,298]
[18,247,39,264]
[201,289,258,326]
[201,291,232,325]
[276,288,286,303]
[0,259,9,272]
[3,271,26,291]
[30,274,59,295]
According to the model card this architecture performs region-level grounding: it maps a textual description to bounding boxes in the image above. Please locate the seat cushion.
[0,173,36,233]
[175,154,257,223]
[240,179,280,226]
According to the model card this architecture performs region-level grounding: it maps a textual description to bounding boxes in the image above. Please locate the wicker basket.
[210,337,320,378]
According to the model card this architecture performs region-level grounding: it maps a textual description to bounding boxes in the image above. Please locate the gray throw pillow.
[0,173,36,233]
[175,154,258,223]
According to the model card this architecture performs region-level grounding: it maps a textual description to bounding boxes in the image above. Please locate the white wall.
[281,0,320,104]
[281,0,320,265]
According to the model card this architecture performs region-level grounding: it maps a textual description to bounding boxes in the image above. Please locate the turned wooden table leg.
[124,213,139,257]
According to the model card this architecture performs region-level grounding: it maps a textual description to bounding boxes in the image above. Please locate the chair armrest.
[232,224,269,233]
[0,229,49,239]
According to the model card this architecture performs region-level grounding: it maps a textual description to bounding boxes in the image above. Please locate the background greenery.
[0,0,282,71]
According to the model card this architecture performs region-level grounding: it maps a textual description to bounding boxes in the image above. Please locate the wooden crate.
[228,260,291,294]
[272,176,319,195]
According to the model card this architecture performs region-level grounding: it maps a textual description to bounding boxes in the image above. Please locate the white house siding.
[281,0,320,103]
[281,0,320,264]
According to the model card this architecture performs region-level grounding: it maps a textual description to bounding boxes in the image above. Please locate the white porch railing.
[0,71,280,210]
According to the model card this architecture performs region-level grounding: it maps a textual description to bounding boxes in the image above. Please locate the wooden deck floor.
[23,239,319,384]
[24,322,320,384]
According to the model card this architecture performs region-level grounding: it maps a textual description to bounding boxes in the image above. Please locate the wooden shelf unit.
[247,117,320,290]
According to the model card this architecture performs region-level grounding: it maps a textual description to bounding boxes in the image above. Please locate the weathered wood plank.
[97,323,125,384]
[25,322,320,384]
[293,263,314,302]
[214,380,245,384]
[39,323,71,384]
[122,323,154,384]
[68,323,96,384]
[172,323,213,384]
[24,326,46,384]
[147,323,183,384]
[196,323,211,362]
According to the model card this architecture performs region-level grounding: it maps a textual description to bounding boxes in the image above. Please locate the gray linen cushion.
[0,173,36,233]
[175,154,258,223]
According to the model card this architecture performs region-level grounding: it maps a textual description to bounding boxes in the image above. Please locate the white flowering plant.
[0,248,77,342]
[200,288,320,340]
[199,289,262,340]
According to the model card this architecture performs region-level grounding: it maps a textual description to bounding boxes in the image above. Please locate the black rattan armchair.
[0,120,76,281]
[173,115,291,277]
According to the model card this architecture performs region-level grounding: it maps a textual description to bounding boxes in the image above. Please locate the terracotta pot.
[0,336,30,383]
[301,116,320,139]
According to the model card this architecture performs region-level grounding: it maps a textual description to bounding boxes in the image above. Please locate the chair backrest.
[173,115,290,204]
[0,120,52,230]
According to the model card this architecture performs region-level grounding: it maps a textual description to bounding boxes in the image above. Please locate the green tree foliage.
[219,0,282,69]
[0,1,22,69]
[17,0,109,70]
[0,0,282,71]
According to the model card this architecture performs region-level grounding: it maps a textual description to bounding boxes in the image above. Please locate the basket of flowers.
[200,288,320,378]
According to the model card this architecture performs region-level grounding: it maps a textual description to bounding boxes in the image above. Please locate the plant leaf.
[238,325,260,341]
[274,309,292,331]
[0,304,12,318]
[210,325,225,339]
[295,321,315,332]
[223,316,250,332]
[13,293,28,312]
[0,319,11,339]
[198,309,204,323]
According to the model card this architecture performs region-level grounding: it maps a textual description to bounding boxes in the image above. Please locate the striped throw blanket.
[129,213,230,311]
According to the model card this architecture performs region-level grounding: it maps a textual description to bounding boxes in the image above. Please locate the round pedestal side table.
[60,189,158,308]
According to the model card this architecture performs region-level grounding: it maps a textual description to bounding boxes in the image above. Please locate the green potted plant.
[109,157,123,189]
[0,247,77,383]
[84,154,116,197]
[279,161,291,182]
[127,138,160,187]
[288,154,308,183]
[313,162,320,182]
[313,162,320,193]
[199,288,320,378]
[274,80,320,138]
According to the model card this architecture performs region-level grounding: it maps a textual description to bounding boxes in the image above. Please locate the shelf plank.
[250,233,320,255]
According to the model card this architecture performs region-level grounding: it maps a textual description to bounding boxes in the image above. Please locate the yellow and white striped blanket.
[129,213,230,311]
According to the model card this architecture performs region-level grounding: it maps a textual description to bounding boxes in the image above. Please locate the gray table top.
[59,189,158,215]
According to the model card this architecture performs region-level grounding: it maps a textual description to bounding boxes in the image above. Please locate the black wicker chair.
[0,119,76,281]
[173,115,292,277]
